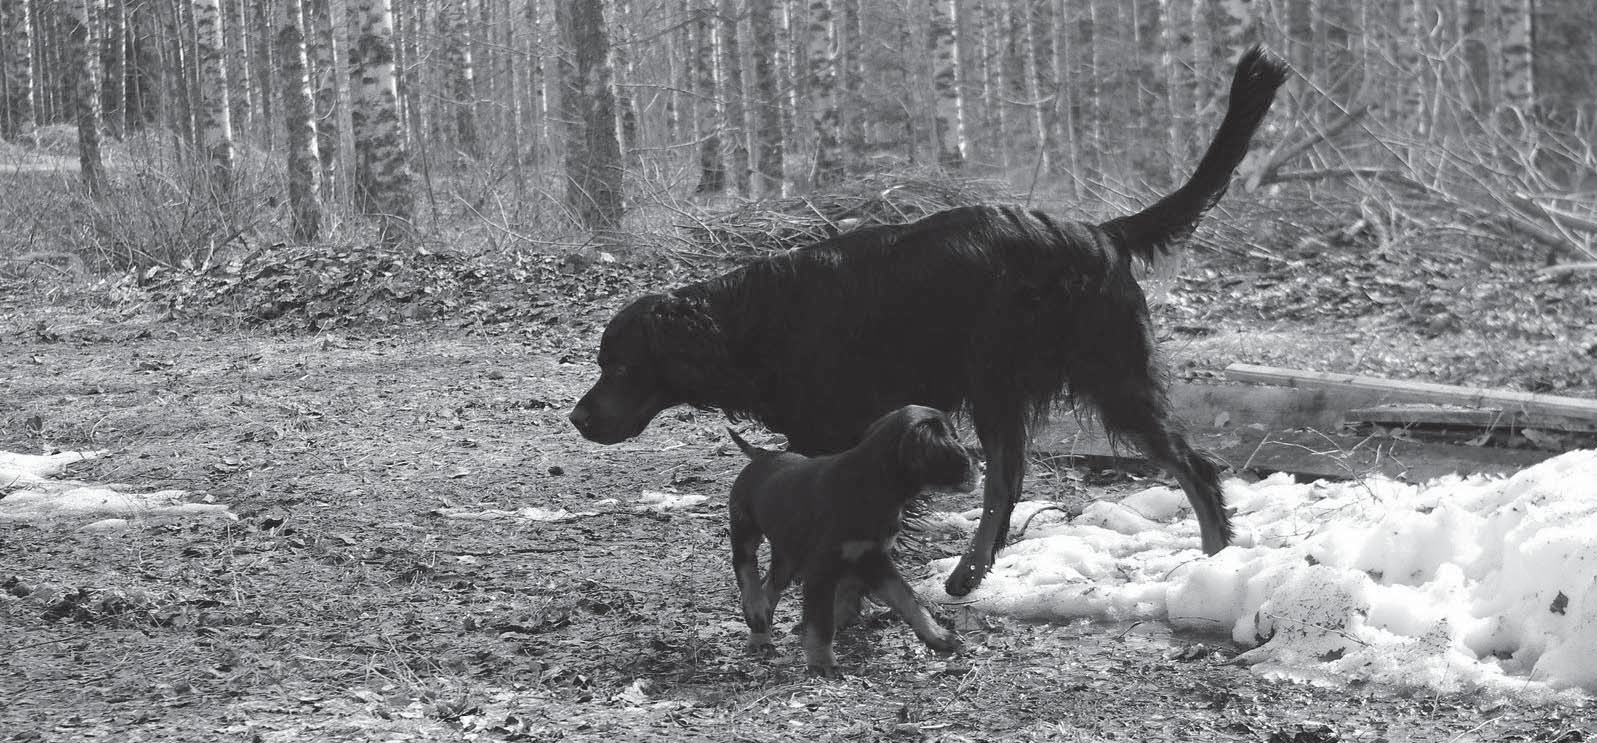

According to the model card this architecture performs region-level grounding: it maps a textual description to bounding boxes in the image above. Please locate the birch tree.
[63,0,106,195]
[557,0,623,235]
[749,0,783,196]
[104,0,126,136]
[806,0,843,186]
[1023,0,1052,177]
[279,0,322,242]
[196,0,234,194]
[718,0,749,195]
[349,0,414,244]
[929,0,964,167]
[691,3,724,194]
[1495,0,1535,118]
[306,0,339,198]
[1160,0,1192,181]
[1050,0,1079,189]
[1,0,36,142]
[439,0,480,158]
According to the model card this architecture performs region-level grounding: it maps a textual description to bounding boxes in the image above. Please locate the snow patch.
[925,449,1597,699]
[1,450,231,527]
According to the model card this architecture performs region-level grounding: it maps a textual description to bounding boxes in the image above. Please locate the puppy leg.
[730,500,776,654]
[860,553,960,652]
[832,573,865,630]
[800,565,843,678]
[763,549,797,618]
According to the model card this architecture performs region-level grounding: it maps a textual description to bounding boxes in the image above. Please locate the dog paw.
[943,555,990,597]
[807,663,842,679]
[746,633,778,656]
[923,630,962,654]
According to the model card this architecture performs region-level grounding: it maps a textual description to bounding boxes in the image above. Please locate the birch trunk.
[279,0,322,242]
[749,0,783,196]
[349,0,415,243]
[196,0,234,194]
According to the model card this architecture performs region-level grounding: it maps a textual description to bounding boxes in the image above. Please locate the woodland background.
[1,0,1596,268]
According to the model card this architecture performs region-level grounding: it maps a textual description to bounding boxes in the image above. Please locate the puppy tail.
[1101,44,1289,260]
[726,427,759,458]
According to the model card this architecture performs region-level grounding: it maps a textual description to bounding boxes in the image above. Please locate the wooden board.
[1030,368,1588,482]
[1226,363,1597,421]
[1347,405,1597,433]
[1033,424,1556,482]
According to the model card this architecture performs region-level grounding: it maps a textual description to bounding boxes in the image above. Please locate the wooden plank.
[1348,405,1507,427]
[1225,429,1556,481]
[1225,363,1597,421]
[1053,381,1383,432]
[1167,382,1349,430]
[1033,426,1556,482]
[1347,405,1597,433]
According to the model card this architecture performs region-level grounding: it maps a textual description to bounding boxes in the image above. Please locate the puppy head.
[870,405,976,494]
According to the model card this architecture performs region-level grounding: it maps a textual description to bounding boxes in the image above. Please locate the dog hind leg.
[832,573,865,630]
[1130,427,1229,554]
[1088,368,1231,555]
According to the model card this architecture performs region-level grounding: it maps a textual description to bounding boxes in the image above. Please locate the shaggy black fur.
[570,46,1289,596]
[727,405,975,677]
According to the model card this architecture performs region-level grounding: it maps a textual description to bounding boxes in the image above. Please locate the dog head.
[865,405,977,494]
[570,293,744,444]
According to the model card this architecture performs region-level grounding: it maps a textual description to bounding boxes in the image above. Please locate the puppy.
[727,404,975,677]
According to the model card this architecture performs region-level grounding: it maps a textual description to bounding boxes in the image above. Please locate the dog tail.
[1101,45,1288,260]
[726,427,758,458]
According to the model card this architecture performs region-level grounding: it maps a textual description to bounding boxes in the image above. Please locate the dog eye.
[608,364,630,378]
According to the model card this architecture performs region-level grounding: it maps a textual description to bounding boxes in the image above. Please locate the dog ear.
[642,295,753,405]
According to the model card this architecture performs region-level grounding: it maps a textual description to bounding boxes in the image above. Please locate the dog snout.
[568,404,592,434]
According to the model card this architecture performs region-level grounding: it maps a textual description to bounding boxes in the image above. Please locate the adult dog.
[571,46,1289,596]
[727,405,974,677]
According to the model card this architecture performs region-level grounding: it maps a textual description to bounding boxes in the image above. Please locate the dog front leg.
[863,555,960,653]
[945,422,1025,596]
[731,506,777,654]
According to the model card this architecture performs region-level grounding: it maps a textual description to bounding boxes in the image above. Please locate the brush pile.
[677,172,1019,258]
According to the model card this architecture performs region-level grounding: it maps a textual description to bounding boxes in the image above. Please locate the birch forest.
[1,0,1593,258]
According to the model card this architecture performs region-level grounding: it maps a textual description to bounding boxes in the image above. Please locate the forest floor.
[1,215,1595,742]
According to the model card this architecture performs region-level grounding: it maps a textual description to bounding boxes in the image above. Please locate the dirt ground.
[1,246,1594,742]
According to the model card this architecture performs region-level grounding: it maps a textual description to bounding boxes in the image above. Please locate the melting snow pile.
[927,449,1597,699]
[0,450,231,529]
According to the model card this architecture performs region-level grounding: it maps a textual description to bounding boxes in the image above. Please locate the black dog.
[727,405,973,677]
[571,46,1289,596]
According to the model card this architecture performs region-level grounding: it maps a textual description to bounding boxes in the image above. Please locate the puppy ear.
[898,415,970,485]
[642,295,751,405]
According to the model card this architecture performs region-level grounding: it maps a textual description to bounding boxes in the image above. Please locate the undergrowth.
[133,243,651,332]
